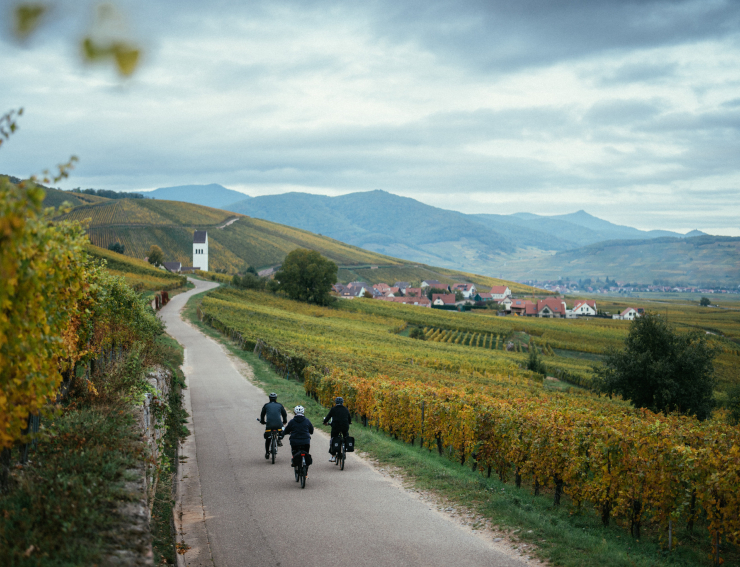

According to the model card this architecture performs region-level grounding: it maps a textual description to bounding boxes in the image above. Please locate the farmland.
[196,286,740,559]
[85,244,186,291]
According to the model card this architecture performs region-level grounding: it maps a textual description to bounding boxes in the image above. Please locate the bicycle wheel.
[340,448,345,470]
[271,435,276,464]
[300,465,306,489]
[295,467,299,482]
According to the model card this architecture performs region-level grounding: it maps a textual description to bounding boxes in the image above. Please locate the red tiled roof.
[451,283,474,291]
[432,293,456,305]
[537,298,566,314]
[489,286,509,294]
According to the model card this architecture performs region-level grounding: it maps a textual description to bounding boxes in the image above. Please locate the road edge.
[175,344,215,567]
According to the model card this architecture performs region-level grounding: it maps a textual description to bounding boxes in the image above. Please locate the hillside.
[500,235,740,286]
[54,197,535,292]
[142,183,249,209]
[85,244,187,291]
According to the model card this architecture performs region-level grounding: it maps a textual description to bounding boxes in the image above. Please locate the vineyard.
[85,244,187,291]
[197,287,740,556]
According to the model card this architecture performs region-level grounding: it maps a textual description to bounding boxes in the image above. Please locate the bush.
[409,327,426,340]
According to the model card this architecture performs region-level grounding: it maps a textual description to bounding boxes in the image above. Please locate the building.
[193,230,208,272]
[451,283,477,299]
[572,300,597,316]
[421,280,447,290]
[432,293,457,306]
[536,298,567,318]
[393,281,411,291]
[377,296,432,308]
[614,307,641,320]
[510,299,537,316]
[488,286,511,300]
[163,261,182,273]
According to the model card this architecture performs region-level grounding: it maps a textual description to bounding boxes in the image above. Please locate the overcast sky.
[1,0,739,234]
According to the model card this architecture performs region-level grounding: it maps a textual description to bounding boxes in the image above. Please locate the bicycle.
[257,418,282,464]
[292,447,311,488]
[332,433,346,470]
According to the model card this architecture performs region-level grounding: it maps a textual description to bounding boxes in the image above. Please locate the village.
[331,279,644,320]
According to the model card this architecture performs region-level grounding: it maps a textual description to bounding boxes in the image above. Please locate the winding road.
[160,278,529,567]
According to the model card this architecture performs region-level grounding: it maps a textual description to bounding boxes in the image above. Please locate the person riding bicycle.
[282,405,314,471]
[260,392,287,459]
[323,396,351,462]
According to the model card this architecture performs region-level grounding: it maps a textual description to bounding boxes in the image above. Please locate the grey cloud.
[593,62,679,86]
[583,99,664,126]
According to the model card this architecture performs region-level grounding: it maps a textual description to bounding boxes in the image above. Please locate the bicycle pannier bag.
[263,431,272,439]
[345,436,355,452]
[331,437,342,454]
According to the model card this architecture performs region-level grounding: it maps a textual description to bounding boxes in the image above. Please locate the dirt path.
[159,279,531,567]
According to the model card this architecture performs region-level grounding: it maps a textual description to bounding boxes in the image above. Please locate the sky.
[1,0,739,235]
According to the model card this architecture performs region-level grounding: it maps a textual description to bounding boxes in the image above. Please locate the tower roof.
[193,230,207,243]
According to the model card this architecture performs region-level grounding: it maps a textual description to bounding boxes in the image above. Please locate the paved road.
[160,279,528,567]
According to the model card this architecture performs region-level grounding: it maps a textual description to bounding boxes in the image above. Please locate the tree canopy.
[274,249,337,306]
[594,312,717,420]
[147,244,164,267]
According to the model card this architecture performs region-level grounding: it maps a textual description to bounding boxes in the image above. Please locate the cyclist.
[323,396,351,462]
[260,392,287,459]
[283,406,314,472]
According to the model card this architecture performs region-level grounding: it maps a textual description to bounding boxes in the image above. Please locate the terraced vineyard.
[85,244,186,291]
[197,287,740,557]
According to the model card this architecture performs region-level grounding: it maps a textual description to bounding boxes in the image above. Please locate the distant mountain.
[143,184,249,209]
[497,235,740,286]
[225,190,711,279]
[227,190,518,272]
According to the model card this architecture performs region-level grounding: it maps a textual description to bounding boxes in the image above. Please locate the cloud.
[1,0,739,234]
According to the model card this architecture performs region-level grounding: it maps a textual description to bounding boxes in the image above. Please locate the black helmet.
[335,397,344,405]
[269,392,277,401]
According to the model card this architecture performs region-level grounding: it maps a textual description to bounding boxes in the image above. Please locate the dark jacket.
[323,405,352,429]
[260,401,287,429]
[283,415,314,445]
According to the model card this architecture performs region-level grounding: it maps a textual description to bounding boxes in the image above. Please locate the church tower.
[193,230,208,272]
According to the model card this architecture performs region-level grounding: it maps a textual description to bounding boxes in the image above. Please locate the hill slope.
[55,198,536,293]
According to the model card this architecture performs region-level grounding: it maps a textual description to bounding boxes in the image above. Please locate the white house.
[613,307,640,320]
[572,300,597,316]
[488,285,511,300]
[451,283,477,299]
[193,230,208,272]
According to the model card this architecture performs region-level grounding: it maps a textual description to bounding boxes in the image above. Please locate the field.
[85,244,187,291]
[197,286,740,560]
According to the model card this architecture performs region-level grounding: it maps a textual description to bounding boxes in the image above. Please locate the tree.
[454,290,464,302]
[409,327,426,340]
[274,249,337,306]
[426,287,448,300]
[727,385,740,426]
[527,345,546,375]
[700,297,711,307]
[594,312,717,420]
[108,242,124,254]
[147,245,164,267]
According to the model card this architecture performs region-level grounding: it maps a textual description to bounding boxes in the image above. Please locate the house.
[537,298,567,318]
[332,284,346,294]
[385,286,401,297]
[451,283,477,299]
[404,287,423,298]
[614,307,640,320]
[163,261,182,273]
[572,300,597,316]
[193,230,208,272]
[340,281,373,299]
[393,281,411,291]
[474,292,494,302]
[180,266,199,274]
[510,299,537,316]
[488,285,511,300]
[373,283,391,293]
[432,293,456,306]
[377,296,432,308]
[497,297,513,311]
[421,280,448,291]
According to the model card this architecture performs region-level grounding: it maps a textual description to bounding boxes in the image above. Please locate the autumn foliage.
[0,179,163,450]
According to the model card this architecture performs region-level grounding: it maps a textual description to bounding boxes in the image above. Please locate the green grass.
[183,290,727,567]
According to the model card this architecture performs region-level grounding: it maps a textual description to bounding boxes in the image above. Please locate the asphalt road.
[160,279,529,567]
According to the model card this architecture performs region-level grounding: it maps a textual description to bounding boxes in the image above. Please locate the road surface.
[160,278,529,567]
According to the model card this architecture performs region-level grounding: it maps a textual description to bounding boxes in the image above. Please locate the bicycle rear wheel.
[340,449,345,470]
[271,435,277,464]
[300,465,306,489]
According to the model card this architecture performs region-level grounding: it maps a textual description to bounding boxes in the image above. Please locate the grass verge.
[182,290,732,567]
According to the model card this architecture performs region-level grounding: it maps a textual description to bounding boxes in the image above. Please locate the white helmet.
[294,405,305,416]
